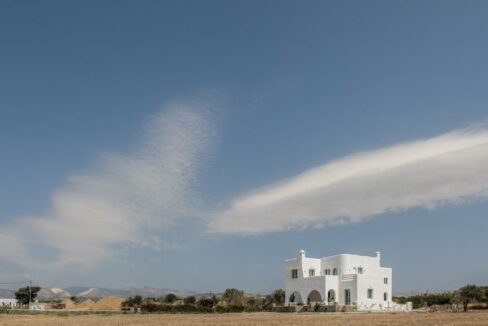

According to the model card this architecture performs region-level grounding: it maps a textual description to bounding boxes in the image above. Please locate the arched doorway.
[289,291,303,304]
[327,289,336,303]
[307,290,322,304]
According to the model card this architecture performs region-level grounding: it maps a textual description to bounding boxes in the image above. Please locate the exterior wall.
[324,275,339,303]
[284,250,397,311]
[338,274,357,305]
[285,275,327,304]
[30,303,45,311]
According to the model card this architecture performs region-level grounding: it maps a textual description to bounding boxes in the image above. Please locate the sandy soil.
[1,311,488,325]
[59,296,125,311]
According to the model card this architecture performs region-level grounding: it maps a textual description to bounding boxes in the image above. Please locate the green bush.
[392,296,407,304]
[313,303,321,312]
[215,305,245,313]
[141,303,211,313]
[184,296,196,305]
[163,293,178,304]
[197,296,218,309]
[401,292,454,309]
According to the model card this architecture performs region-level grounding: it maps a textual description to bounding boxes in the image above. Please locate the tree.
[198,295,218,309]
[458,285,484,312]
[262,294,274,310]
[165,293,178,304]
[246,296,266,311]
[272,289,285,306]
[222,288,245,306]
[392,296,407,304]
[123,295,143,308]
[184,296,196,305]
[15,286,41,305]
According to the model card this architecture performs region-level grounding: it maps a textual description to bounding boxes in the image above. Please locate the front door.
[344,289,351,305]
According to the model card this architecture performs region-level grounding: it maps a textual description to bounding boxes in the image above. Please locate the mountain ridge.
[33,286,198,300]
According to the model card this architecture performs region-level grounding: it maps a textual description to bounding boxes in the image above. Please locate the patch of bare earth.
[1,311,488,326]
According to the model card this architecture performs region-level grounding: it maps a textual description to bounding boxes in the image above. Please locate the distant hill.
[37,287,72,300]
[0,289,15,299]
[2,286,242,301]
[34,286,198,300]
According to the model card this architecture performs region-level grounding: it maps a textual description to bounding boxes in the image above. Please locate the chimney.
[297,250,306,278]
[376,251,381,262]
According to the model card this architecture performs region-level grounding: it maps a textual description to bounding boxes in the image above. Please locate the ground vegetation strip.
[1,311,488,326]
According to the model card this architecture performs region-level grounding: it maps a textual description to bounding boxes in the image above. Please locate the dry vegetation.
[1,311,488,326]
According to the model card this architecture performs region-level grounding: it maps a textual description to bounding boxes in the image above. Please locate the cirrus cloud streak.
[208,127,488,234]
[0,102,216,269]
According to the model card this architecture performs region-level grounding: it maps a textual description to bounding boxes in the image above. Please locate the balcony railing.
[340,274,357,282]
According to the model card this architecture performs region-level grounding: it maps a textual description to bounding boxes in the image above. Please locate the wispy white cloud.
[208,127,488,234]
[0,102,216,269]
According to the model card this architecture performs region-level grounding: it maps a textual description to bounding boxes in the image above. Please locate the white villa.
[285,250,409,311]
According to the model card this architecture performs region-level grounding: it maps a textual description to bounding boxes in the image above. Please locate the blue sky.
[1,1,488,294]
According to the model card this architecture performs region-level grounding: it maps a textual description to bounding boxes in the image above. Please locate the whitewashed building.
[0,298,18,308]
[285,250,408,311]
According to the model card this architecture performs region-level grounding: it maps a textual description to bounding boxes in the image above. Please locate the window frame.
[291,269,298,279]
[367,288,374,299]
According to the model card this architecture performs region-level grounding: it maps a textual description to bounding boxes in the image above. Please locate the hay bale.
[76,298,96,310]
[61,299,77,310]
[92,296,124,311]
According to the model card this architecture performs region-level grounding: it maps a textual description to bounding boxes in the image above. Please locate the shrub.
[198,296,218,309]
[392,296,407,304]
[141,303,210,313]
[469,303,488,310]
[402,292,454,309]
[272,289,285,305]
[184,296,196,305]
[222,289,245,306]
[164,293,178,304]
[215,305,245,313]
[313,303,321,312]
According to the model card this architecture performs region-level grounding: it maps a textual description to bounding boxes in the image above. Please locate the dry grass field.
[1,311,488,326]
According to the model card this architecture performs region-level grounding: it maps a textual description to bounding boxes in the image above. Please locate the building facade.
[284,250,398,311]
[0,298,18,308]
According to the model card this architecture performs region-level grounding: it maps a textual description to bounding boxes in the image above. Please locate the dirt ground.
[1,311,488,325]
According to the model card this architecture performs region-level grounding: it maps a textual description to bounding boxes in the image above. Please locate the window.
[291,269,298,279]
[384,292,388,301]
[332,268,338,275]
[309,268,315,277]
[325,269,331,275]
[367,289,374,299]
[357,267,363,274]
[384,277,388,284]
